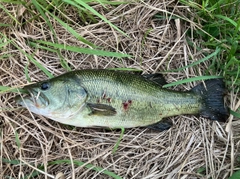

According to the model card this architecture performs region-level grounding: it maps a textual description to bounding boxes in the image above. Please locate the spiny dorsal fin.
[87,103,117,116]
[142,73,167,86]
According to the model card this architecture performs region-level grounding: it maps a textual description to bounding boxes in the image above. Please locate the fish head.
[16,75,87,120]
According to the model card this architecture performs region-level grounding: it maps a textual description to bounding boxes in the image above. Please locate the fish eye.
[40,82,50,91]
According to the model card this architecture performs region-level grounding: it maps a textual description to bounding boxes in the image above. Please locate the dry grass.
[1,0,239,179]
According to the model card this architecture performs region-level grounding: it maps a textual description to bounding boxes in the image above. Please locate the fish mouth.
[16,89,49,108]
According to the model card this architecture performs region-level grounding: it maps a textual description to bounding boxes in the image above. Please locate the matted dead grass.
[1,1,239,178]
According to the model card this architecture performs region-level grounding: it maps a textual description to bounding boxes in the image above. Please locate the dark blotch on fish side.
[107,98,111,103]
[122,100,132,111]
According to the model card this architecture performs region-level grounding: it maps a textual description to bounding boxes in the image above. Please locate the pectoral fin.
[87,103,117,116]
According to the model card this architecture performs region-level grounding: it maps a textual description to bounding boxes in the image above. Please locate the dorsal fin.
[142,73,167,86]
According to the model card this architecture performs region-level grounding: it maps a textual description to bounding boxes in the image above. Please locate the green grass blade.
[63,0,127,36]
[162,76,222,88]
[0,86,27,94]
[0,8,53,79]
[0,23,11,27]
[112,127,125,154]
[2,158,45,179]
[228,170,240,179]
[2,158,21,165]
[15,131,21,149]
[230,110,240,119]
[48,160,123,179]
[214,15,239,30]
[33,40,131,58]
[51,13,96,48]
[0,54,11,60]
[96,0,128,5]
[0,40,11,48]
[34,1,96,48]
[21,50,53,78]
[27,56,53,78]
[166,48,221,72]
[0,3,20,25]
[32,0,56,37]
[31,0,72,71]
[29,42,58,53]
[10,40,53,78]
[2,158,122,179]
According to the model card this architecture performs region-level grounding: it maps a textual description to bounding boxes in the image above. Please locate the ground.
[0,1,239,179]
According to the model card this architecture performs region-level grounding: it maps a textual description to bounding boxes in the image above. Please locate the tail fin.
[191,79,229,122]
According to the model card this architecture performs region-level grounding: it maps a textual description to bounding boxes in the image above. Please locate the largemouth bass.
[16,69,229,130]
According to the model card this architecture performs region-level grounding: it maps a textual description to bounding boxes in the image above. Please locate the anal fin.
[146,119,172,131]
